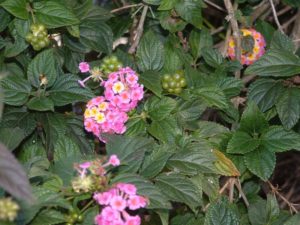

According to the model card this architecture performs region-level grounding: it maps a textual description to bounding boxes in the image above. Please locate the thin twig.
[224,0,241,78]
[178,31,188,51]
[128,5,149,54]
[228,178,235,203]
[204,0,227,13]
[242,74,256,84]
[267,181,298,214]
[211,26,225,35]
[291,10,300,49]
[110,3,143,13]
[235,179,249,207]
[268,0,284,33]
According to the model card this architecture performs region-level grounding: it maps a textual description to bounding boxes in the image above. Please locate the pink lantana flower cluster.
[72,155,120,193]
[94,183,148,225]
[79,63,144,141]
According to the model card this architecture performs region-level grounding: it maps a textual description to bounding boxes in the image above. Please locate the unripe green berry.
[174,88,182,94]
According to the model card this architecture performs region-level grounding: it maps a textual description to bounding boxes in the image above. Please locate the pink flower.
[94,192,112,205]
[79,62,90,73]
[109,155,120,166]
[118,183,137,195]
[79,162,91,169]
[127,195,141,210]
[120,91,131,104]
[126,73,138,85]
[111,196,127,211]
[101,206,120,221]
[124,215,141,225]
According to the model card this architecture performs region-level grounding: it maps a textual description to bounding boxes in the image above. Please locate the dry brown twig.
[223,0,241,79]
[110,3,143,14]
[128,5,149,54]
[267,181,298,214]
[268,0,284,33]
[204,0,227,13]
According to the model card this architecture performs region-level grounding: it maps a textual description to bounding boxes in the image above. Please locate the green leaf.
[140,145,174,178]
[125,118,147,137]
[27,96,54,111]
[175,99,206,123]
[175,0,203,28]
[284,214,300,225]
[48,74,94,106]
[204,197,240,225]
[189,28,213,59]
[1,75,31,106]
[240,102,269,135]
[106,135,154,173]
[261,126,300,152]
[27,49,58,88]
[137,31,164,72]
[30,209,65,225]
[0,127,25,150]
[32,186,71,209]
[79,21,113,54]
[148,117,182,143]
[270,31,295,52]
[244,147,275,181]
[248,78,284,112]
[18,136,46,163]
[202,47,224,68]
[63,48,84,73]
[266,194,280,222]
[139,71,162,97]
[143,0,161,5]
[146,96,177,121]
[171,213,205,225]
[217,77,243,98]
[163,44,182,73]
[167,145,216,175]
[192,87,228,109]
[53,137,82,162]
[282,0,300,7]
[158,0,178,10]
[112,173,172,209]
[0,143,33,202]
[245,49,300,77]
[81,6,112,22]
[159,11,187,33]
[1,0,28,19]
[0,8,11,32]
[4,28,28,58]
[155,173,202,210]
[34,1,79,28]
[248,199,268,225]
[227,131,260,154]
[276,88,300,129]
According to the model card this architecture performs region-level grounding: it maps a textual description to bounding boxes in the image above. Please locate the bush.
[0,0,300,224]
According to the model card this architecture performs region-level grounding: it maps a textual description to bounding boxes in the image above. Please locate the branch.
[267,181,298,214]
[224,0,241,79]
[110,3,143,13]
[268,0,284,33]
[128,5,149,54]
[204,0,226,13]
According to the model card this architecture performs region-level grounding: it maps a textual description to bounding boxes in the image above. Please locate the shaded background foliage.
[0,0,300,224]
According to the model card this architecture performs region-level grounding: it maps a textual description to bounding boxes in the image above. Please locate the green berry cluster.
[100,56,123,74]
[65,210,83,225]
[25,23,50,51]
[162,70,187,94]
